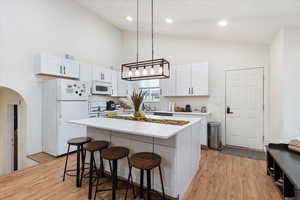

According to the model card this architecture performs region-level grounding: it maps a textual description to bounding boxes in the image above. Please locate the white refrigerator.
[42,79,88,156]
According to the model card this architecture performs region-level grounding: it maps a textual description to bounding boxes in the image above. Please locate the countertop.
[70,115,201,139]
[154,111,210,116]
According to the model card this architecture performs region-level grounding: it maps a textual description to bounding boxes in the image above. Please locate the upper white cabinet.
[160,66,176,96]
[111,70,129,97]
[92,65,112,83]
[36,53,80,79]
[176,65,192,96]
[191,63,209,96]
[79,63,93,95]
[174,63,209,96]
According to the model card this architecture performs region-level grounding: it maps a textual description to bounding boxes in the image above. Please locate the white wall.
[270,28,300,142]
[0,0,123,161]
[122,31,270,144]
[269,30,285,142]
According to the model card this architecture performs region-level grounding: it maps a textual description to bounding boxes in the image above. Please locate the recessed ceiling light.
[165,18,174,24]
[126,16,133,22]
[218,19,228,27]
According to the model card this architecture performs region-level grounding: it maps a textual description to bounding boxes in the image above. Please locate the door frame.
[7,104,19,171]
[224,67,265,149]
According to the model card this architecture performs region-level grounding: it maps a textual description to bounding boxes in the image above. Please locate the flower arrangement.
[130,89,146,118]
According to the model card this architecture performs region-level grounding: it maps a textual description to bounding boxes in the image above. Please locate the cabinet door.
[191,62,208,96]
[111,70,118,96]
[63,59,80,79]
[79,63,93,95]
[154,145,177,197]
[117,71,128,97]
[176,65,191,96]
[38,53,62,76]
[160,66,176,96]
[92,65,102,81]
[103,68,112,83]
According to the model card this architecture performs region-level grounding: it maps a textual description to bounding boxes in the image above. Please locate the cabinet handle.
[192,87,194,94]
[60,66,62,74]
[188,88,191,94]
[63,66,66,74]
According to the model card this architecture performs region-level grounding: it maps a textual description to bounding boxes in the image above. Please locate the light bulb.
[128,70,132,77]
[158,66,163,74]
[150,67,155,75]
[142,67,147,76]
[135,69,140,76]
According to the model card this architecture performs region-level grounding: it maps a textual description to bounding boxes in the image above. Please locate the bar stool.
[81,140,109,199]
[125,152,166,200]
[94,146,135,200]
[62,137,92,187]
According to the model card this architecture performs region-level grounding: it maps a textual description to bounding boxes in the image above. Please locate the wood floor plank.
[0,150,283,200]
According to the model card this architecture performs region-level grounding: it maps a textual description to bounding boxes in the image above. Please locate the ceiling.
[76,0,300,44]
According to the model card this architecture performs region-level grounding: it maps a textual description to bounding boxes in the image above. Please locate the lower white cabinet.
[36,53,80,79]
[153,145,177,196]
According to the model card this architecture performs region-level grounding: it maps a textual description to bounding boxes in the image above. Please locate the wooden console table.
[267,145,300,200]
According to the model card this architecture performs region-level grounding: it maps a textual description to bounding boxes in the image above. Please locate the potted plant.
[130,89,146,119]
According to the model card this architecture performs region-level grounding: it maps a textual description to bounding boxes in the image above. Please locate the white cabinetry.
[111,70,129,97]
[170,63,209,96]
[79,63,93,95]
[36,53,80,79]
[191,63,209,96]
[176,65,192,96]
[160,66,176,96]
[92,65,112,83]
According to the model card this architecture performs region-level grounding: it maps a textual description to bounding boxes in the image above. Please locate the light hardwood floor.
[0,150,282,200]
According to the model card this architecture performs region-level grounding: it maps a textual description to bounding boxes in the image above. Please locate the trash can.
[208,122,222,150]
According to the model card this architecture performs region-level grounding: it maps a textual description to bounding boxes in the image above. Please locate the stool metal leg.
[100,151,105,177]
[76,145,81,187]
[112,160,118,200]
[88,152,94,199]
[125,164,133,200]
[158,165,166,200]
[80,149,87,186]
[140,169,144,198]
[62,144,70,182]
[147,169,151,200]
[79,145,85,187]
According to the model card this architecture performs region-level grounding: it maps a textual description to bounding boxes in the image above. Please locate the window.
[140,87,160,102]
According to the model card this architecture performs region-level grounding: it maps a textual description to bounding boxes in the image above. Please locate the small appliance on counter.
[185,104,192,112]
[106,100,116,111]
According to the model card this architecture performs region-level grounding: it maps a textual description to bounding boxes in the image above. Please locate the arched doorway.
[0,86,27,175]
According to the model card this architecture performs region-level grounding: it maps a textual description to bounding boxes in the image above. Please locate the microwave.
[92,81,112,95]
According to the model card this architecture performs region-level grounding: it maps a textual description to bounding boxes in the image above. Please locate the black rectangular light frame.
[121,58,170,81]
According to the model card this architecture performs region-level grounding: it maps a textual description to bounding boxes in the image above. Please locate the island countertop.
[70,115,201,139]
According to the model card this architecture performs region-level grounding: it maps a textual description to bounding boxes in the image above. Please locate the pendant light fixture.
[121,0,170,81]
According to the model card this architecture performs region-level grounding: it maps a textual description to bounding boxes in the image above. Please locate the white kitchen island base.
[71,116,203,199]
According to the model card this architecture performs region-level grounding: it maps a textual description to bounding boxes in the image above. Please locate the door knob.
[227,106,234,114]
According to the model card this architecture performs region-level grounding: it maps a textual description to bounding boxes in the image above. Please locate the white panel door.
[176,65,191,96]
[225,68,264,149]
[191,62,209,96]
[57,101,88,155]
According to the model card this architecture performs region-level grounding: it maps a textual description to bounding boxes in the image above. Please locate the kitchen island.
[70,115,203,199]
